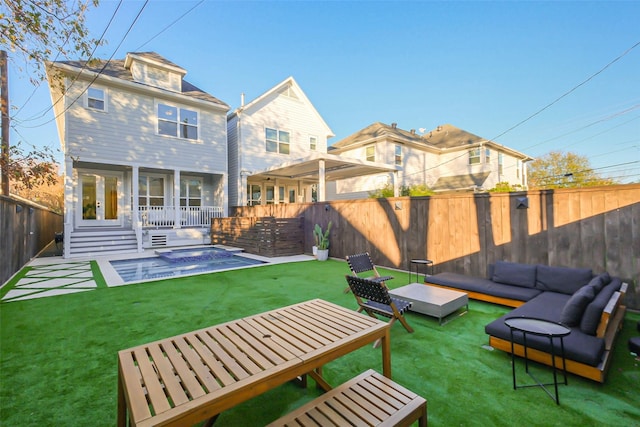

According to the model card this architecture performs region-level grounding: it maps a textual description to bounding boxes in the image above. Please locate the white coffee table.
[388,283,468,325]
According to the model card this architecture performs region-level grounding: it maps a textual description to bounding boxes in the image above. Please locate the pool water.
[110,247,265,283]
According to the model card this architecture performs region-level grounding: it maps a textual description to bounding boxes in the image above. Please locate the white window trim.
[395,144,402,166]
[309,135,317,151]
[138,173,171,207]
[469,148,481,165]
[180,176,203,207]
[265,127,291,155]
[85,86,107,112]
[365,145,375,162]
[155,100,200,141]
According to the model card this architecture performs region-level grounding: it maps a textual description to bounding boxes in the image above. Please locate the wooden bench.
[267,369,427,427]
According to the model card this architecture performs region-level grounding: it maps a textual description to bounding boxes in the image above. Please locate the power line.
[135,0,205,51]
[490,40,640,142]
[20,0,149,129]
[13,0,124,124]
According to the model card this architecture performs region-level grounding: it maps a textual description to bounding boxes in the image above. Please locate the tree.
[527,151,616,189]
[368,183,434,198]
[0,0,102,194]
[488,182,524,193]
[1,0,101,83]
[10,159,63,213]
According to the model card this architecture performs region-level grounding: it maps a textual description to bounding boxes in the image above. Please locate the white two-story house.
[327,122,533,199]
[226,77,396,207]
[47,52,229,257]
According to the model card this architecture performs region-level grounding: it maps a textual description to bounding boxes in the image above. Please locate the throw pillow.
[584,272,611,295]
[580,278,621,335]
[535,264,593,294]
[560,285,596,326]
[492,261,537,288]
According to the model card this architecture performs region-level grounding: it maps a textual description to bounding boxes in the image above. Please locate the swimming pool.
[110,247,266,283]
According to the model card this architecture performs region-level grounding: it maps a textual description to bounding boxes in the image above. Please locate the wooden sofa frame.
[429,280,628,383]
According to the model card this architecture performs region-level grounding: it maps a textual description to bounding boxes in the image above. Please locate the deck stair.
[68,229,138,257]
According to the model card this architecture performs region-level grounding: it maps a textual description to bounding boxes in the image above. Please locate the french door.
[77,171,122,226]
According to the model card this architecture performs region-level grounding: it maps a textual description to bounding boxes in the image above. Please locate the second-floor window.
[157,103,198,140]
[469,148,481,165]
[498,152,504,175]
[395,145,402,166]
[87,87,105,111]
[266,128,290,154]
[366,145,375,162]
[310,136,317,151]
[485,148,491,163]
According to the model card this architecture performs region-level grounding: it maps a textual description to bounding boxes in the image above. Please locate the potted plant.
[313,222,332,261]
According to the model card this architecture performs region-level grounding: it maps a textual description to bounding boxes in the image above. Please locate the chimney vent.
[391,122,397,129]
[410,129,416,134]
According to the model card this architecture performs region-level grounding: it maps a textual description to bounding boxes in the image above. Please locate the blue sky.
[8,0,640,182]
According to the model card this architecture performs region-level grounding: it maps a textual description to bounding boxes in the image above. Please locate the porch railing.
[139,206,223,228]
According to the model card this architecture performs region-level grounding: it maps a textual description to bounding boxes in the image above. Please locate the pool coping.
[25,245,315,288]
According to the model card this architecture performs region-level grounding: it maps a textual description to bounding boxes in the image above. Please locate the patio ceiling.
[249,153,398,182]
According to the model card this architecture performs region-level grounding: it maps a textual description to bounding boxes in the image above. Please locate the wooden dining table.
[117,298,392,426]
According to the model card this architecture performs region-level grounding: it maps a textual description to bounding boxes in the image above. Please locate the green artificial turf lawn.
[1,259,639,426]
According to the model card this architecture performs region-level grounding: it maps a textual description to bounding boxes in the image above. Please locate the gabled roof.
[228,76,334,138]
[331,122,533,160]
[51,52,228,108]
[421,123,484,149]
[330,122,424,150]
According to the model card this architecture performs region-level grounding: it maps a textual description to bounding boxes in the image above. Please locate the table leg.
[550,336,559,405]
[117,364,126,427]
[381,329,392,378]
[509,328,517,390]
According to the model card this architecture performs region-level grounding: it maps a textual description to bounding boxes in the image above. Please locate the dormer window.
[157,103,198,140]
[87,87,105,111]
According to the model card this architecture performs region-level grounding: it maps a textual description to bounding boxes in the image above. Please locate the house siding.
[227,114,239,207]
[239,92,328,173]
[64,79,227,174]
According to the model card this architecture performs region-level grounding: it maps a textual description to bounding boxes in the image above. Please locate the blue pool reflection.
[110,247,265,283]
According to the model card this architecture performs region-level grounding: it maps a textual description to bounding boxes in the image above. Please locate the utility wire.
[13,0,124,124]
[20,0,149,129]
[490,40,640,142]
[135,0,205,51]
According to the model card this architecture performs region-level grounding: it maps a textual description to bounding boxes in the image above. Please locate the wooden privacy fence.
[231,184,640,310]
[1,195,63,286]
[211,217,304,257]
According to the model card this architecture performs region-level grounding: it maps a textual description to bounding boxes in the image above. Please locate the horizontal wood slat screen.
[211,217,304,257]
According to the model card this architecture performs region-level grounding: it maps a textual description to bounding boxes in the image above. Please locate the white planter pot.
[312,246,318,258]
[317,249,329,261]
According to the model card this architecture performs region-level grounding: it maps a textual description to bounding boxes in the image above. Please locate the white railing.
[139,206,223,228]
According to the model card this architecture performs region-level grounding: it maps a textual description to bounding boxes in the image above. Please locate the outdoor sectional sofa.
[426,261,628,383]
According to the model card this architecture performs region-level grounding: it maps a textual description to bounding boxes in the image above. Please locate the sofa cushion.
[585,272,611,295]
[492,261,537,288]
[535,264,593,295]
[485,292,606,367]
[580,278,622,335]
[427,272,541,302]
[560,285,595,326]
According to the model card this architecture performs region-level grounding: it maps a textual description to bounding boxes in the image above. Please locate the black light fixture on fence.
[516,197,529,209]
